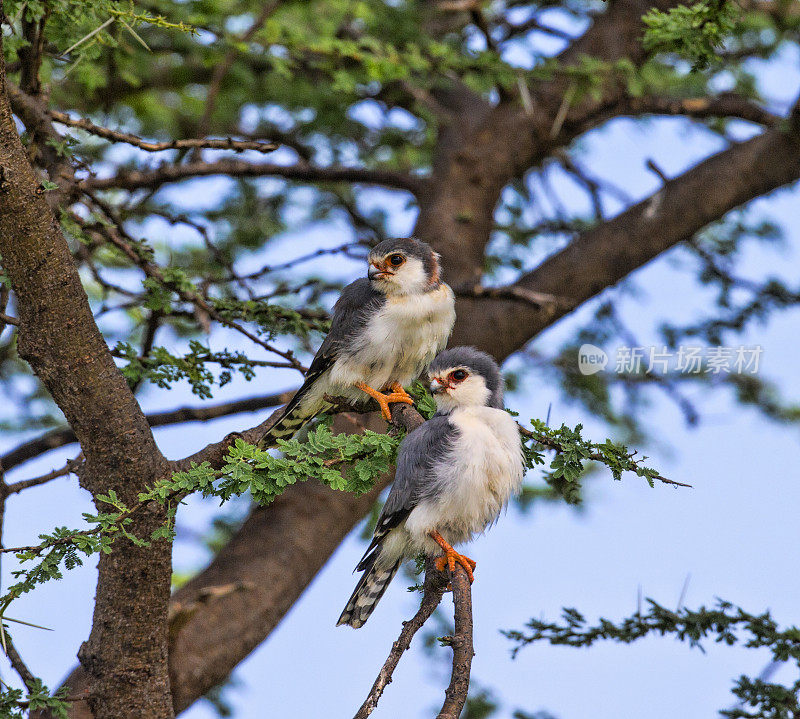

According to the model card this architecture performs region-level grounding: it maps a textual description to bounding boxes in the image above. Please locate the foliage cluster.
[505,598,800,718]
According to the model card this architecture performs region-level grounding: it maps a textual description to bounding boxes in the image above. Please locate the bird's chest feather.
[347,284,455,381]
[425,408,523,540]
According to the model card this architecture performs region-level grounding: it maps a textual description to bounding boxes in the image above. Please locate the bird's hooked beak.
[368,262,392,281]
[430,377,448,395]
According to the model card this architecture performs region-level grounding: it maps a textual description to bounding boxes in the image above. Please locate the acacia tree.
[0,0,799,718]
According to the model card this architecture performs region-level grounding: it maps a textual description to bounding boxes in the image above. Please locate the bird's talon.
[355,381,415,421]
[389,382,415,404]
[429,530,476,583]
[434,548,476,583]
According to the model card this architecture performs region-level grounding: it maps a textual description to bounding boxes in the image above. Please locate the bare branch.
[80,159,425,194]
[437,564,474,719]
[353,558,473,719]
[353,561,449,719]
[49,110,278,154]
[497,15,576,42]
[622,93,780,127]
[4,634,38,689]
[0,390,294,474]
[3,456,81,495]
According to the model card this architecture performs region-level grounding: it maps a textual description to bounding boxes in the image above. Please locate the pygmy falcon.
[338,346,525,628]
[259,238,455,448]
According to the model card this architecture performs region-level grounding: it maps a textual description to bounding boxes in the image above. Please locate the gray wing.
[306,277,383,379]
[276,279,383,421]
[356,415,457,570]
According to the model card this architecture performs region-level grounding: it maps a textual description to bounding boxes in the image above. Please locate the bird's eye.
[450,369,468,382]
[388,254,405,267]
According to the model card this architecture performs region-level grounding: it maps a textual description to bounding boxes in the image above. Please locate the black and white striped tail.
[337,552,401,629]
[256,386,330,449]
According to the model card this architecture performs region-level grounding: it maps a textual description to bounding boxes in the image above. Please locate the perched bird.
[338,347,524,629]
[259,238,455,448]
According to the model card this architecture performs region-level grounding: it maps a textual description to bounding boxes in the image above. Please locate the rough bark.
[0,29,175,719]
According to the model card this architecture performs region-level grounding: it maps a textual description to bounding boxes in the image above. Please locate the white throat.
[373,257,431,296]
[434,375,491,413]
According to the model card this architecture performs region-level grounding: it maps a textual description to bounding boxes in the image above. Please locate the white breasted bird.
[258,238,456,448]
[338,347,525,629]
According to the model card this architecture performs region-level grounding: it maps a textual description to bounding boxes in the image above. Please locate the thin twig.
[0,285,10,335]
[49,109,278,154]
[645,158,670,184]
[353,558,474,719]
[235,241,368,281]
[4,457,80,495]
[80,195,306,371]
[79,158,424,194]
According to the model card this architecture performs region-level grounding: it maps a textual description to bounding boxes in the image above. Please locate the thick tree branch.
[622,93,780,127]
[4,81,75,201]
[450,105,800,354]
[80,159,425,194]
[415,0,687,287]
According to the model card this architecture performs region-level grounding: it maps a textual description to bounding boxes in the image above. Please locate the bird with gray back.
[258,238,456,448]
[338,346,525,629]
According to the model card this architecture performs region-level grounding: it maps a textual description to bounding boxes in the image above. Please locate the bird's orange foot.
[355,381,414,421]
[389,382,414,404]
[429,529,476,583]
[434,550,477,584]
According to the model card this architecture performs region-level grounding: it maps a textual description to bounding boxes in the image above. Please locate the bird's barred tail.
[337,554,401,629]
[256,395,331,449]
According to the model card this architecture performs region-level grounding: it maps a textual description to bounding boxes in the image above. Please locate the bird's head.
[428,347,504,413]
[367,238,441,296]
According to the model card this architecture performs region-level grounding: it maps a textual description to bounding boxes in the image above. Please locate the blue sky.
[2,38,800,719]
